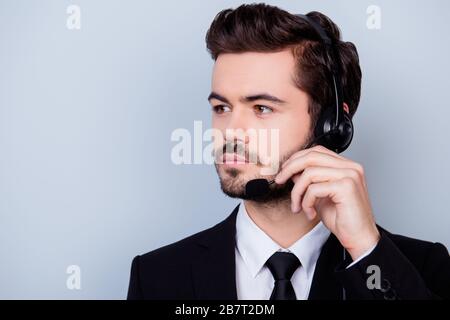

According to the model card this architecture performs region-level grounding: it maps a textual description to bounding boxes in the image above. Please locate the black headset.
[295,14,354,154]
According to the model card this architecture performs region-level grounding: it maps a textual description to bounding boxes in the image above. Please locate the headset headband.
[295,14,344,127]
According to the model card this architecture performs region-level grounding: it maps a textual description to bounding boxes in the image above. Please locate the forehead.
[211,49,298,94]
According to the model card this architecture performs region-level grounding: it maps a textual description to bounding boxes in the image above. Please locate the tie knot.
[265,251,301,281]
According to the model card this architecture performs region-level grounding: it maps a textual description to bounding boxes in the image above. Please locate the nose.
[226,106,247,129]
[224,108,251,144]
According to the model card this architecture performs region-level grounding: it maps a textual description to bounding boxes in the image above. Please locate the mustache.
[213,141,260,165]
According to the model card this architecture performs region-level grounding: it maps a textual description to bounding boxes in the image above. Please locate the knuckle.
[354,163,365,176]
[341,177,356,190]
[348,168,360,180]
[303,166,313,177]
[307,151,320,163]
[305,182,317,193]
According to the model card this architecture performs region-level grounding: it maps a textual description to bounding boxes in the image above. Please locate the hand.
[275,145,380,260]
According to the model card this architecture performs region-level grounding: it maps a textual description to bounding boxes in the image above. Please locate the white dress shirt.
[234,201,376,300]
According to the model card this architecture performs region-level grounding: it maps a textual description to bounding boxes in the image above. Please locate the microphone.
[245,179,275,198]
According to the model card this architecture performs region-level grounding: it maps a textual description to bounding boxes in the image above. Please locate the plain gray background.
[0,0,449,299]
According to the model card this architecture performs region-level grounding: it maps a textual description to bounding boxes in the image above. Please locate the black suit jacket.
[127,204,450,300]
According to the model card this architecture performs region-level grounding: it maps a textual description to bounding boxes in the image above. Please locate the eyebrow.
[207,91,286,105]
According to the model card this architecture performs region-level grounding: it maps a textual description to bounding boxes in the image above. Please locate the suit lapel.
[190,204,240,299]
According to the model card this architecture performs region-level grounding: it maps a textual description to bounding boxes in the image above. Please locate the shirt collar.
[235,200,331,278]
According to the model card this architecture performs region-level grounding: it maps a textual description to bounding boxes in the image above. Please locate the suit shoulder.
[127,219,228,300]
[136,218,224,265]
[381,227,448,263]
[387,230,434,248]
[384,228,443,248]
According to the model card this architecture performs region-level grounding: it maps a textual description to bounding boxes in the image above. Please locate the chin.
[215,164,293,202]
[215,164,249,197]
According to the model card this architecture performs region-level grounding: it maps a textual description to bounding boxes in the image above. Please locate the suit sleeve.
[127,255,144,300]
[334,231,450,300]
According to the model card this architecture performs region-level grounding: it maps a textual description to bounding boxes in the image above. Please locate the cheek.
[211,115,220,128]
[212,113,234,130]
[277,112,311,151]
[211,117,227,141]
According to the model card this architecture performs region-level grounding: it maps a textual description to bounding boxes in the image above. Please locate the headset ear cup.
[314,106,331,140]
[336,114,354,153]
[313,106,354,153]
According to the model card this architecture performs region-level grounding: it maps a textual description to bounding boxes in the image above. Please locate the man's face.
[209,49,312,201]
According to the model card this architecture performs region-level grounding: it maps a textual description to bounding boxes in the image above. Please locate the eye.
[254,105,273,114]
[212,105,231,114]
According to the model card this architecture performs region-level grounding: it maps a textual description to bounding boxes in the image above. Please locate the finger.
[290,167,360,213]
[301,177,359,220]
[282,145,347,169]
[301,180,340,220]
[276,151,357,184]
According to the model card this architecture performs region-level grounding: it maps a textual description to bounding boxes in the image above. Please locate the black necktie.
[265,251,301,300]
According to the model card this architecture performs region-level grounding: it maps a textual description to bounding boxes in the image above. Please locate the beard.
[214,158,295,203]
[214,135,313,203]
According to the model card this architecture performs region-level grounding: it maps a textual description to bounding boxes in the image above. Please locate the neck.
[243,198,320,249]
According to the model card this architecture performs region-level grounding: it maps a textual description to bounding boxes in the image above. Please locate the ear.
[343,102,350,114]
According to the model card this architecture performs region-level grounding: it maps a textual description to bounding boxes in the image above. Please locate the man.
[127,3,450,300]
